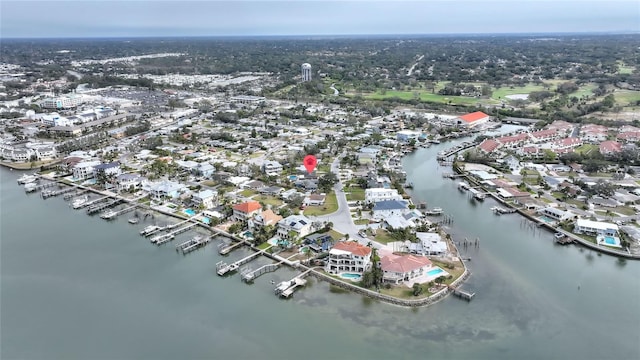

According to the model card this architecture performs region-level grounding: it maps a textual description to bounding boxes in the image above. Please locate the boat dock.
[241,262,281,282]
[217,251,262,276]
[175,236,211,254]
[41,186,76,199]
[63,190,88,200]
[87,199,122,215]
[491,206,516,215]
[275,270,311,298]
[77,196,109,209]
[104,205,138,219]
[218,240,245,255]
[34,181,57,191]
[151,223,198,245]
[448,285,475,301]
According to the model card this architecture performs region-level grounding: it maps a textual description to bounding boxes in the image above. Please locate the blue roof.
[373,200,408,211]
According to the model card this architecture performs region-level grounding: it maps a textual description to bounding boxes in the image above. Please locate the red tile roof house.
[530,129,560,143]
[599,141,622,156]
[617,131,640,143]
[518,146,543,158]
[546,120,575,135]
[380,253,433,285]
[496,132,530,149]
[457,111,490,128]
[478,139,501,154]
[580,124,610,143]
[549,137,583,151]
[232,201,262,222]
[325,241,372,275]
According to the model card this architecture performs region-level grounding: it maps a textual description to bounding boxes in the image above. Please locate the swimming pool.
[340,273,361,280]
[540,216,555,223]
[427,267,444,277]
[183,209,196,216]
[604,236,616,245]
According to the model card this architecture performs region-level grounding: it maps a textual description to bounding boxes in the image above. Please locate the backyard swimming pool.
[604,236,616,245]
[183,209,196,216]
[340,273,362,280]
[427,267,444,277]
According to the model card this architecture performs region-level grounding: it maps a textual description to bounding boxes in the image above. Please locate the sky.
[1,0,639,38]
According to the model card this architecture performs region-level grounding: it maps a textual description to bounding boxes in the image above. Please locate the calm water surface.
[2,141,639,359]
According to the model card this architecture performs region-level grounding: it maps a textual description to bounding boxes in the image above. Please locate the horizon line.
[2,30,639,41]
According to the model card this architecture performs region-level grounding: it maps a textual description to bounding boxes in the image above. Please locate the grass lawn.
[354,219,369,225]
[491,83,550,100]
[374,229,396,244]
[249,152,265,159]
[201,180,217,187]
[613,90,640,106]
[328,229,345,241]
[304,191,338,216]
[239,189,257,197]
[253,195,283,207]
[257,242,271,250]
[363,90,482,105]
[615,206,637,216]
[430,260,465,285]
[617,61,635,75]
[571,83,597,98]
[574,144,599,156]
[345,187,365,201]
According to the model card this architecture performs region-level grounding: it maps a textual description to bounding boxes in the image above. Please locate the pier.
[77,196,109,209]
[275,270,311,298]
[218,240,246,255]
[491,206,516,215]
[102,205,138,220]
[448,285,475,301]
[151,223,198,245]
[241,262,281,282]
[41,186,76,199]
[87,199,122,215]
[175,236,211,254]
[217,251,262,276]
[63,189,87,200]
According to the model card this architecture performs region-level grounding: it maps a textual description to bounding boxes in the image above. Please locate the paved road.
[309,155,385,250]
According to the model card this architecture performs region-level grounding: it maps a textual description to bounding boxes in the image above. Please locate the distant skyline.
[1,0,639,39]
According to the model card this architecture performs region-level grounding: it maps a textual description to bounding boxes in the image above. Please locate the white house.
[372,200,410,220]
[72,160,102,180]
[192,189,218,209]
[324,241,372,275]
[93,161,122,179]
[262,160,283,176]
[115,173,144,191]
[537,207,576,222]
[143,180,187,200]
[380,253,433,285]
[415,232,448,256]
[365,188,403,204]
[573,218,618,236]
[277,214,313,240]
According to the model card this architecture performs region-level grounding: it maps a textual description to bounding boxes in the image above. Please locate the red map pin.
[303,155,317,174]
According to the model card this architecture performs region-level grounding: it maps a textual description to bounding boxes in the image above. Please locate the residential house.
[93,161,122,180]
[262,160,283,176]
[325,241,372,275]
[599,141,622,156]
[277,214,313,240]
[580,124,609,143]
[537,206,576,222]
[259,186,284,196]
[530,129,560,143]
[252,209,283,227]
[372,200,410,220]
[380,253,433,284]
[574,218,618,236]
[244,180,266,191]
[415,232,448,256]
[478,139,501,154]
[365,188,403,204]
[72,160,102,180]
[232,201,262,222]
[304,233,333,252]
[192,189,218,209]
[115,173,144,191]
[143,180,187,200]
[496,133,529,149]
[304,193,326,206]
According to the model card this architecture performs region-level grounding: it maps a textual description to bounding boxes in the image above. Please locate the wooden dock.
[176,236,211,254]
[241,262,281,283]
[87,199,122,214]
[151,223,198,245]
[216,251,262,276]
[42,186,75,199]
[448,285,475,301]
[275,277,308,298]
[218,240,245,255]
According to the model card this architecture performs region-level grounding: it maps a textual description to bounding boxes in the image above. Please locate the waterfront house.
[372,200,410,220]
[478,138,501,154]
[115,173,144,192]
[277,214,313,240]
[304,233,333,252]
[365,188,403,204]
[232,201,262,223]
[574,218,618,236]
[414,232,448,256]
[72,160,102,180]
[537,206,576,222]
[191,189,218,210]
[252,209,283,227]
[325,241,372,275]
[143,180,187,200]
[93,161,122,179]
[380,253,433,285]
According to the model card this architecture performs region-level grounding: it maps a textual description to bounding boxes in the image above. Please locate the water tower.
[301,63,312,82]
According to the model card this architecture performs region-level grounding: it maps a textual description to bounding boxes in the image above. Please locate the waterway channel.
[1,135,639,359]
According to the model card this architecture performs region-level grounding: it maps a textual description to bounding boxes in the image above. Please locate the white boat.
[24,182,38,192]
[128,218,139,224]
[17,174,38,184]
[458,182,469,191]
[140,225,162,236]
[100,209,117,220]
[425,207,443,215]
[72,196,89,209]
